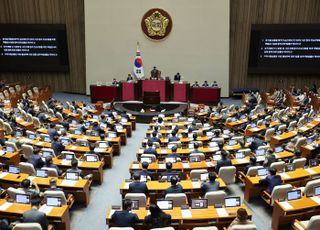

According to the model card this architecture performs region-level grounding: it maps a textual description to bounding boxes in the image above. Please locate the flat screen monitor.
[309,159,319,167]
[99,142,109,148]
[200,173,208,181]
[287,190,301,201]
[314,186,320,196]
[256,149,265,156]
[66,172,79,180]
[257,168,268,176]
[9,165,19,174]
[16,194,30,204]
[224,197,241,208]
[275,146,283,153]
[36,169,48,178]
[191,199,208,209]
[86,155,98,162]
[156,200,173,210]
[46,196,62,207]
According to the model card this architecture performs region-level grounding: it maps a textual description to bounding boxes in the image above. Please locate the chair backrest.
[14,223,42,230]
[19,162,36,176]
[270,161,285,172]
[168,141,181,148]
[44,190,67,205]
[304,179,320,197]
[288,121,297,130]
[189,153,205,161]
[295,137,307,149]
[246,166,264,176]
[204,190,226,206]
[292,158,306,169]
[190,169,208,180]
[5,141,18,152]
[278,124,287,132]
[7,187,26,199]
[218,166,236,185]
[193,227,218,230]
[232,136,244,142]
[41,167,58,177]
[33,117,41,129]
[3,122,13,134]
[270,184,293,206]
[21,144,34,160]
[307,215,320,230]
[230,224,257,230]
[210,138,224,144]
[264,128,275,141]
[141,154,156,162]
[125,193,147,207]
[165,193,187,207]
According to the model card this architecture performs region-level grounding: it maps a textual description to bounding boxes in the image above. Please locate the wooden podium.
[143,91,160,104]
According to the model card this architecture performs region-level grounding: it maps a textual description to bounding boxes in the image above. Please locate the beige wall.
[85,0,229,96]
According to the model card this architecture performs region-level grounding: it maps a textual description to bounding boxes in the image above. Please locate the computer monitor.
[314,186,320,196]
[285,163,295,172]
[42,151,52,158]
[213,154,221,161]
[108,133,117,138]
[84,122,90,128]
[191,199,208,209]
[36,169,48,178]
[61,139,71,146]
[246,137,254,143]
[156,200,173,210]
[166,174,180,182]
[43,136,51,143]
[289,126,294,132]
[59,127,66,132]
[215,113,220,117]
[287,190,301,201]
[276,130,282,135]
[79,141,87,147]
[141,157,152,164]
[275,146,283,153]
[257,168,268,177]
[93,115,99,120]
[86,155,98,162]
[223,130,231,135]
[8,165,19,174]
[66,172,79,180]
[6,146,14,153]
[115,125,122,130]
[100,123,107,129]
[72,120,77,125]
[309,159,319,167]
[28,134,36,140]
[99,142,109,148]
[16,194,30,204]
[46,196,62,207]
[15,130,23,137]
[306,138,313,144]
[165,157,176,163]
[200,173,208,181]
[229,139,237,146]
[74,130,82,135]
[255,149,265,157]
[235,152,245,159]
[189,156,200,163]
[224,197,241,208]
[240,115,246,119]
[251,123,257,128]
[231,117,237,122]
[131,200,139,210]
[90,131,98,136]
[65,153,74,160]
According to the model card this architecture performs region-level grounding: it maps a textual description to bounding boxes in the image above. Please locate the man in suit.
[47,178,68,198]
[127,74,134,82]
[259,168,282,194]
[192,81,200,87]
[129,173,148,193]
[28,148,45,169]
[23,199,49,230]
[201,172,220,194]
[150,66,159,80]
[166,145,181,160]
[139,162,155,180]
[51,135,65,155]
[174,72,181,81]
[263,148,277,168]
[148,132,160,144]
[160,162,180,179]
[216,151,232,173]
[168,131,180,142]
[202,81,209,87]
[47,123,59,140]
[67,159,84,178]
[143,141,157,155]
[111,200,140,227]
[18,179,41,203]
[163,176,183,196]
[244,156,260,175]
[44,156,62,176]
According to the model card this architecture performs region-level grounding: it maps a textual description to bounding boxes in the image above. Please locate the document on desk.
[27,176,36,182]
[305,168,317,175]
[181,209,192,218]
[61,180,77,186]
[0,151,6,156]
[208,147,219,152]
[70,146,77,150]
[131,164,140,169]
[158,164,166,169]
[191,181,201,188]
[39,205,53,215]
[182,163,190,168]
[61,159,71,165]
[108,209,116,218]
[37,141,44,146]
[124,182,130,189]
[237,159,249,164]
[216,208,229,217]
[0,172,8,179]
[279,173,291,179]
[279,201,293,210]
[311,196,320,205]
[0,202,12,211]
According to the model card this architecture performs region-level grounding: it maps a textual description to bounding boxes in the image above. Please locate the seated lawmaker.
[174,72,181,81]
[201,172,220,194]
[52,135,65,155]
[244,156,260,175]
[202,80,209,87]
[160,162,180,179]
[127,74,134,82]
[144,204,171,229]
[216,151,232,173]
[23,199,49,230]
[129,173,148,193]
[139,162,155,180]
[228,208,252,230]
[163,176,183,196]
[144,141,157,155]
[112,78,118,85]
[150,66,160,80]
[28,148,45,169]
[168,131,180,142]
[148,132,160,144]
[191,81,200,87]
[212,81,218,87]
[259,168,282,194]
[111,200,140,227]
[44,156,62,176]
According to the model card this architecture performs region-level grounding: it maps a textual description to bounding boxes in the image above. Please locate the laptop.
[43,136,51,143]
[156,200,173,210]
[141,157,152,164]
[61,139,72,146]
[285,163,295,172]
[314,186,320,196]
[223,130,231,135]
[309,159,319,167]
[65,153,75,160]
[200,173,208,181]
[8,165,19,174]
[131,200,139,210]
[28,134,36,140]
[229,139,237,146]
[275,146,283,153]
[165,157,176,163]
[191,199,208,209]
[71,120,77,125]
[36,169,48,178]
[66,172,79,180]
[246,137,254,143]
[6,146,14,153]
[86,155,98,162]
[46,196,62,207]
[108,133,117,138]
[257,168,268,177]
[190,156,200,163]
[99,142,109,148]
[15,130,23,137]
[213,154,221,161]
[235,152,245,159]
[287,190,301,201]
[16,194,30,204]
[42,151,52,158]
[224,197,241,208]
[74,130,82,135]
[255,149,265,157]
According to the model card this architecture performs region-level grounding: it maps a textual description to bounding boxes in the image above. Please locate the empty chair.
[230,224,257,230]
[246,166,264,176]
[303,179,320,197]
[3,122,13,135]
[125,193,147,207]
[21,144,34,160]
[189,153,205,161]
[165,193,187,207]
[27,113,33,123]
[19,162,36,176]
[77,108,84,118]
[263,184,293,206]
[292,158,306,169]
[193,227,218,230]
[41,167,58,177]
[204,190,226,206]
[295,137,307,149]
[288,121,297,130]
[141,154,156,163]
[256,120,263,127]
[44,190,74,208]
[13,223,42,230]
[218,166,236,185]
[33,117,42,129]
[190,169,208,180]
[277,124,287,132]
[41,100,49,111]
[297,117,306,127]
[293,215,320,230]
[56,112,64,122]
[270,161,285,172]
[264,128,275,142]
[232,136,244,142]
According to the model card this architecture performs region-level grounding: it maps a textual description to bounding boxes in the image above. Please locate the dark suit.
[144,212,171,228]
[174,74,181,81]
[244,162,260,175]
[160,170,180,178]
[139,169,155,180]
[201,181,220,194]
[143,147,157,155]
[28,155,45,169]
[111,210,139,227]
[263,154,276,168]
[216,158,232,172]
[44,163,62,175]
[129,181,148,193]
[148,137,160,143]
[168,136,180,142]
[47,128,58,140]
[164,184,183,196]
[23,208,48,230]
[51,141,65,155]
[260,175,282,194]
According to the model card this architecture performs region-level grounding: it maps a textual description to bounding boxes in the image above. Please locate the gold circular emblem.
[141,8,173,41]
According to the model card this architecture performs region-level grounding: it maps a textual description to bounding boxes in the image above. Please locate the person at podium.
[126,74,134,82]
[150,66,160,80]
[174,72,181,81]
